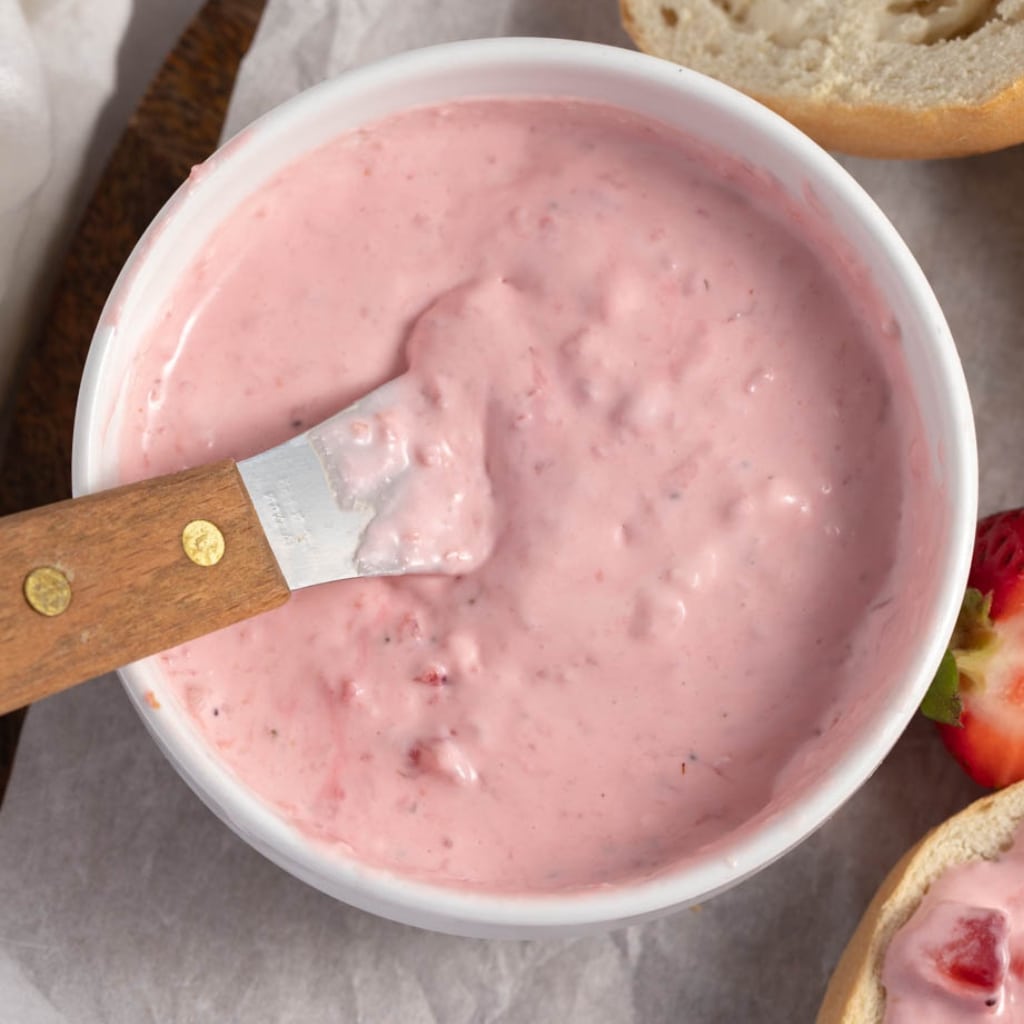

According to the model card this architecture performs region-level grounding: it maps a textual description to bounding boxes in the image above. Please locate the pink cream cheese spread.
[305,343,498,576]
[882,829,1024,1020]
[115,99,932,892]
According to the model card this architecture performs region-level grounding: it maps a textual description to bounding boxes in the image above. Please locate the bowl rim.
[71,35,978,936]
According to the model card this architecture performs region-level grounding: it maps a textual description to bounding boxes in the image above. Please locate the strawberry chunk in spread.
[935,907,1010,994]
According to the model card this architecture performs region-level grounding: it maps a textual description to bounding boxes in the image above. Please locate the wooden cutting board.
[0,0,268,803]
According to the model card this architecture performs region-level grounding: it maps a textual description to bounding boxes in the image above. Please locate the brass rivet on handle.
[182,519,225,567]
[24,566,72,617]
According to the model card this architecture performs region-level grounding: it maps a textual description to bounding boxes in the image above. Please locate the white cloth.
[0,0,50,395]
[0,1,50,302]
[0,0,203,407]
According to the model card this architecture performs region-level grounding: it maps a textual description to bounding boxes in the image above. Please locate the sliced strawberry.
[938,699,1024,791]
[922,509,1024,789]
[971,512,1024,619]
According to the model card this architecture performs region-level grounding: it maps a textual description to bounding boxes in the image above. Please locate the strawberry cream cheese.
[115,98,932,892]
[881,831,1024,1020]
[306,358,497,576]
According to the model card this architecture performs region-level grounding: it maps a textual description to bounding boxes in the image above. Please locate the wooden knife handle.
[0,459,289,714]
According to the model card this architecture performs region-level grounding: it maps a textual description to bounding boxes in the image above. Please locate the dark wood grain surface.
[0,0,267,803]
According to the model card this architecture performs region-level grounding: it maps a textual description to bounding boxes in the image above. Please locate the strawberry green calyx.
[922,650,963,726]
[921,588,999,727]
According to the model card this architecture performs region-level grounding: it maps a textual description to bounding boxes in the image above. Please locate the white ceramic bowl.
[72,38,977,938]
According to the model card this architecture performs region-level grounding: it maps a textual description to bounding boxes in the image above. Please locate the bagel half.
[619,0,1024,158]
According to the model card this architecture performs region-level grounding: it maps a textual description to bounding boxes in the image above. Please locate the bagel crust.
[744,81,1024,160]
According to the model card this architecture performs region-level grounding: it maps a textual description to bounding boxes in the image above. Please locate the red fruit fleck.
[414,665,448,686]
[1010,951,1024,980]
[922,509,1024,788]
[930,909,1007,993]
[339,679,363,704]
[404,736,478,784]
[322,781,346,803]
[397,612,422,642]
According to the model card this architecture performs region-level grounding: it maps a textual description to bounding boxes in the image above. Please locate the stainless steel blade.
[237,430,376,592]
[237,370,490,591]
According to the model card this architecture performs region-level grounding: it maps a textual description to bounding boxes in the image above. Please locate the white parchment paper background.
[2,1,1023,1021]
